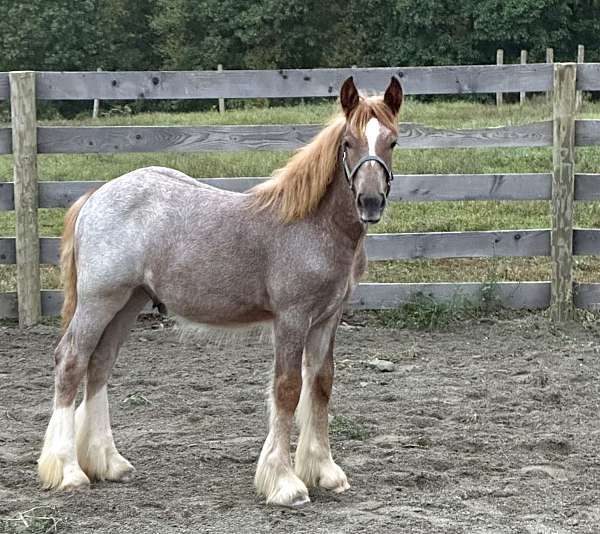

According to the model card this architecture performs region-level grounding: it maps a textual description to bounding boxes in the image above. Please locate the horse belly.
[149,268,273,325]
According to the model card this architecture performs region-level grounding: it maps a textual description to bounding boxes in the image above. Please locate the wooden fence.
[495,45,588,107]
[2,63,600,326]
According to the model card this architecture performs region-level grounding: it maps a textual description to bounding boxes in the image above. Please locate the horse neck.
[315,164,366,244]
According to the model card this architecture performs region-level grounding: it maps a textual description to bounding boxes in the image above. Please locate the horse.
[37,75,403,507]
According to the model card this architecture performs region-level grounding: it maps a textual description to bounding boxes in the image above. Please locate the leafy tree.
[0,0,100,71]
[96,0,160,70]
[1,0,598,79]
[151,0,246,69]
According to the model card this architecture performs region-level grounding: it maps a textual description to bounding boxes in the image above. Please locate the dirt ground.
[2,314,600,534]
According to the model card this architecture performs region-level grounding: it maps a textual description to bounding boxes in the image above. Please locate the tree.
[96,0,160,70]
[0,0,101,71]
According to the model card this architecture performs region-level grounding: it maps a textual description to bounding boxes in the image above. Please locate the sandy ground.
[2,314,600,533]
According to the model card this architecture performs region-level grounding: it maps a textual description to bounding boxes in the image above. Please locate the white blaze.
[365,117,382,167]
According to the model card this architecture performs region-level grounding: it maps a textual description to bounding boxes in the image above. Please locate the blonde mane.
[249,96,399,222]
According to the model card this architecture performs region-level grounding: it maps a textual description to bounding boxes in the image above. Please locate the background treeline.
[1,0,598,72]
[1,0,598,116]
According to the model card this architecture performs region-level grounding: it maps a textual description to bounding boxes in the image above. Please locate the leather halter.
[342,148,394,196]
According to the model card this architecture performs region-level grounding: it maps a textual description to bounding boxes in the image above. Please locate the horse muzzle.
[357,193,386,224]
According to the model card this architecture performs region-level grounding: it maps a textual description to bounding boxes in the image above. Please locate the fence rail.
[3,173,600,210]
[0,120,556,154]
[0,65,558,101]
[2,281,600,320]
[3,228,600,267]
[2,63,599,102]
[1,119,600,155]
[1,63,600,325]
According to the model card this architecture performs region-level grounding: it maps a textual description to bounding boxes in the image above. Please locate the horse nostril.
[358,193,384,212]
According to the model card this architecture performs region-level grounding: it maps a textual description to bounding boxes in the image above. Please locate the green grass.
[369,284,502,330]
[329,414,371,441]
[1,97,599,292]
[0,506,63,533]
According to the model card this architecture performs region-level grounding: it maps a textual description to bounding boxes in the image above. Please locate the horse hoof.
[266,477,310,507]
[115,470,135,483]
[289,494,311,507]
[59,468,90,491]
[320,464,350,493]
[78,446,134,483]
[299,459,350,494]
[105,454,135,482]
[331,480,351,493]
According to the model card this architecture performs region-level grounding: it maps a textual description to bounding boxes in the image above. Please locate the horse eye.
[390,141,397,149]
[343,139,352,149]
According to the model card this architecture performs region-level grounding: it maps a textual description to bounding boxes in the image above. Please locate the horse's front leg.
[295,310,350,493]
[255,313,309,507]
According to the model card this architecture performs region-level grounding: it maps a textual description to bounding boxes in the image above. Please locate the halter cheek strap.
[342,149,394,195]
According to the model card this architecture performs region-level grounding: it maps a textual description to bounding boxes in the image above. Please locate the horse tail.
[60,190,95,331]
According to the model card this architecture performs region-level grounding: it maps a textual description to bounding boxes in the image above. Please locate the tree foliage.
[0,0,597,72]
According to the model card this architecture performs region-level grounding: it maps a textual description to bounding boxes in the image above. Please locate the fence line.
[0,172,569,208]
[5,171,600,209]
[1,119,599,156]
[2,63,600,325]
[4,228,600,268]
[0,282,594,319]
[2,62,599,101]
[495,46,593,106]
[0,65,556,102]
[0,121,561,155]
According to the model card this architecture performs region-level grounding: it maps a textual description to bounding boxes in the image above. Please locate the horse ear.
[384,76,403,115]
[340,76,359,117]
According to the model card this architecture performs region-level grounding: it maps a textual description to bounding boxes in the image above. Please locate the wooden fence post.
[92,67,102,118]
[576,45,585,110]
[546,48,554,104]
[551,63,577,322]
[10,71,41,327]
[496,49,503,107]
[520,50,527,104]
[217,64,225,113]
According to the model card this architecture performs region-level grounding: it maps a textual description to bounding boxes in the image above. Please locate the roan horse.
[38,76,403,506]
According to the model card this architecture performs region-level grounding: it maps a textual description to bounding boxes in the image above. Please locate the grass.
[121,391,152,408]
[329,414,371,441]
[0,506,62,533]
[0,97,599,294]
[369,284,502,330]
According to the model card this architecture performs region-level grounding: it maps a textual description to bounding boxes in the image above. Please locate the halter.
[342,148,394,196]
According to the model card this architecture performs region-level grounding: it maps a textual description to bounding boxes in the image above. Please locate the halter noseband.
[342,148,394,195]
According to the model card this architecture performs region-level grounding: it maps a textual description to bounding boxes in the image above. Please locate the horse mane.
[248,96,399,222]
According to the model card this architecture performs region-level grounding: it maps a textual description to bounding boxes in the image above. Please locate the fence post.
[496,49,503,107]
[10,71,41,327]
[217,64,225,113]
[551,63,577,322]
[520,50,527,104]
[546,48,554,104]
[92,67,102,118]
[576,45,585,110]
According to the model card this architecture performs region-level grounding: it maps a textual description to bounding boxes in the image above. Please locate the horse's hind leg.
[75,288,149,483]
[295,310,350,493]
[38,291,132,490]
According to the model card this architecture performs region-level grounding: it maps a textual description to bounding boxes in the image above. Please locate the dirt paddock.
[1,314,600,533]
